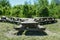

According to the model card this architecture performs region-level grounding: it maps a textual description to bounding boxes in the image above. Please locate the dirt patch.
[4,29,19,38]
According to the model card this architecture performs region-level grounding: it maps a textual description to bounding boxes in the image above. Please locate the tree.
[49,0,59,18]
[36,0,49,17]
[40,7,49,17]
[0,0,11,16]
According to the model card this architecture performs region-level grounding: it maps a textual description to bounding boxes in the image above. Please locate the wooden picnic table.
[14,18,45,31]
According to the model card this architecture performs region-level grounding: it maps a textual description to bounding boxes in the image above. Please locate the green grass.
[44,19,60,33]
[0,19,60,40]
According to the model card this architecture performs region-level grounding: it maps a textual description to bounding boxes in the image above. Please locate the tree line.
[0,0,60,18]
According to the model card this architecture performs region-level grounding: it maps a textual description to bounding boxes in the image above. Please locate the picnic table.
[14,18,45,31]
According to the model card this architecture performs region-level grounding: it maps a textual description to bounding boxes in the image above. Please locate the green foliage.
[40,7,49,17]
[0,0,60,18]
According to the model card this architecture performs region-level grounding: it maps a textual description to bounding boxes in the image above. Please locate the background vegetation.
[0,0,60,18]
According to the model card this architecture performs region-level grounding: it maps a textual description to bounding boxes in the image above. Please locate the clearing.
[0,19,60,40]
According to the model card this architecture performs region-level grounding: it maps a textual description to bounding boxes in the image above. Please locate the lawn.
[0,19,60,40]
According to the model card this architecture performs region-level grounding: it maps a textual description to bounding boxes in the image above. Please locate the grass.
[0,19,60,40]
[44,19,60,33]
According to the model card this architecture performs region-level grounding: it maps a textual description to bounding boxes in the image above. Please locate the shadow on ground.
[16,31,47,36]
